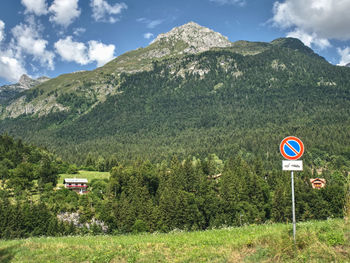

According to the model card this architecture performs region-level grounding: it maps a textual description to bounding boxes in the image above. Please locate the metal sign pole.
[280,136,304,243]
[291,171,296,242]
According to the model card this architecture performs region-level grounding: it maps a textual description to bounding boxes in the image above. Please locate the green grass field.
[0,219,349,263]
[57,170,110,188]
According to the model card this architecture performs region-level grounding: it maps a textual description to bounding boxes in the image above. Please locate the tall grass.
[0,219,348,263]
[344,176,350,259]
[345,176,350,223]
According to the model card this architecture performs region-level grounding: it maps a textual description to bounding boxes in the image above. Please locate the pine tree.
[47,217,58,236]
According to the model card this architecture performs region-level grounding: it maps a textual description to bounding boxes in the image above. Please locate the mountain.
[0,22,349,167]
[346,63,350,67]
[0,74,50,104]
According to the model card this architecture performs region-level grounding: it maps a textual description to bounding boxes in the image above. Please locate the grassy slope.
[57,170,110,188]
[0,220,348,263]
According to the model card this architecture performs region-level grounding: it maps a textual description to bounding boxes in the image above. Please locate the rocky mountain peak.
[151,22,232,54]
[346,62,350,67]
[17,74,50,90]
[18,74,36,90]
[0,74,51,103]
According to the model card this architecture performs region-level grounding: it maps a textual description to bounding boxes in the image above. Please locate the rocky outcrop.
[2,95,68,119]
[151,22,232,55]
[57,212,108,232]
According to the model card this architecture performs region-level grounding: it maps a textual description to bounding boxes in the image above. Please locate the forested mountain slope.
[0,23,349,168]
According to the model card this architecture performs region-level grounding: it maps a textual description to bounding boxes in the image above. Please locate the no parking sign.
[280,136,304,160]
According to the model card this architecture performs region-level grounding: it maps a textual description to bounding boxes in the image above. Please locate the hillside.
[0,22,350,167]
[0,219,348,262]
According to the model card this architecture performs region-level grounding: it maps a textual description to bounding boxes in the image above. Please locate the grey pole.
[291,171,296,242]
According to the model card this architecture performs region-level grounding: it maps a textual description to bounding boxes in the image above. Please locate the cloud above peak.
[272,0,350,40]
[11,18,55,70]
[91,0,127,23]
[137,18,163,29]
[21,0,48,16]
[0,20,5,43]
[209,0,246,7]
[20,0,80,28]
[143,33,154,39]
[54,36,88,65]
[49,0,81,27]
[88,41,115,66]
[286,29,331,50]
[55,36,115,67]
[0,20,27,82]
[337,47,350,66]
[0,55,26,83]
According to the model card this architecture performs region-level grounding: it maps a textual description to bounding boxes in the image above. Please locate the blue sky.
[0,0,350,85]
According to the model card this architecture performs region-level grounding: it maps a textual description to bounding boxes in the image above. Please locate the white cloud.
[54,36,89,65]
[73,27,86,36]
[147,20,163,29]
[49,0,81,27]
[55,36,115,67]
[0,18,55,83]
[0,20,5,43]
[337,47,350,66]
[91,0,127,23]
[287,29,331,50]
[11,19,55,69]
[21,0,48,15]
[143,33,154,39]
[210,0,246,6]
[137,18,163,29]
[272,0,350,40]
[88,41,115,67]
[0,55,26,83]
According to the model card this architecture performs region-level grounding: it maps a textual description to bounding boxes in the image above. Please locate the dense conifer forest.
[0,135,347,239]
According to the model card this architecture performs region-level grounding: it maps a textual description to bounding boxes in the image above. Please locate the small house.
[208,173,222,180]
[63,178,88,194]
[310,178,326,189]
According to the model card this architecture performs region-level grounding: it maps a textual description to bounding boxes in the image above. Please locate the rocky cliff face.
[151,22,232,54]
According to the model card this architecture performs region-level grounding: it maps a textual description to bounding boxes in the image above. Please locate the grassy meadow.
[0,219,349,263]
[57,170,110,188]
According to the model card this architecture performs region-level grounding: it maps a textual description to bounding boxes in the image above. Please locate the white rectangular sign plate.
[282,160,303,171]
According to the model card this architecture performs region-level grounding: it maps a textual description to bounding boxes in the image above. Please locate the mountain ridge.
[0,22,323,119]
[0,74,50,104]
[1,22,349,166]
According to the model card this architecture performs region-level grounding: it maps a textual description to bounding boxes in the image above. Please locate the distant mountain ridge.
[0,23,323,119]
[0,22,349,165]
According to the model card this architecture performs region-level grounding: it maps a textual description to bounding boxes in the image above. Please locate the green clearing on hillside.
[57,170,110,187]
[0,220,348,263]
